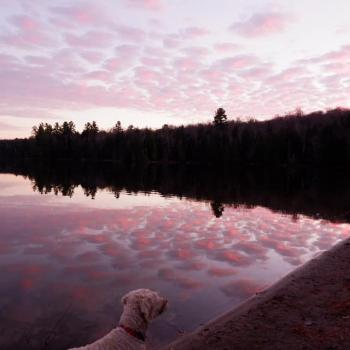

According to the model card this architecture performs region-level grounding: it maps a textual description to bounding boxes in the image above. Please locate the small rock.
[304,319,313,326]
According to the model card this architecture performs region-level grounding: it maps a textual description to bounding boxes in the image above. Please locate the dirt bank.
[160,238,350,350]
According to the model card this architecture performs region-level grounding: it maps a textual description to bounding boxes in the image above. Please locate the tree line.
[1,107,350,165]
[1,162,350,222]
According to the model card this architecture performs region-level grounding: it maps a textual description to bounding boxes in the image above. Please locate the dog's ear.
[138,293,164,321]
[137,296,153,321]
[121,293,129,305]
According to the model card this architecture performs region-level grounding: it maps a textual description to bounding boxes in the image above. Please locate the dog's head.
[121,289,168,322]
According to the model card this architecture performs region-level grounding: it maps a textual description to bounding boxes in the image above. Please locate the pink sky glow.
[0,0,350,138]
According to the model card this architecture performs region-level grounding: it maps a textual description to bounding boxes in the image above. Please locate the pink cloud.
[143,45,168,57]
[148,18,164,28]
[83,70,115,82]
[115,25,146,42]
[2,15,54,48]
[25,55,51,66]
[0,54,19,68]
[199,68,226,83]
[239,65,273,79]
[230,12,293,37]
[99,242,124,258]
[266,66,309,84]
[137,249,161,259]
[207,267,237,277]
[174,56,202,71]
[163,27,210,49]
[52,49,87,74]
[214,42,240,53]
[1,25,349,127]
[103,57,128,72]
[319,45,350,62]
[65,31,115,48]
[322,62,350,75]
[98,46,140,73]
[115,44,140,57]
[214,54,260,70]
[177,277,204,290]
[168,247,194,261]
[125,0,164,11]
[82,233,111,244]
[177,260,207,271]
[163,34,181,48]
[233,241,267,258]
[195,238,222,250]
[217,251,252,266]
[50,3,111,29]
[11,15,40,31]
[79,51,105,64]
[157,268,204,289]
[182,46,210,57]
[141,56,165,67]
[260,237,306,258]
[181,26,210,39]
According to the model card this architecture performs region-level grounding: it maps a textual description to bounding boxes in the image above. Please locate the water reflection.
[0,166,349,349]
[210,201,225,218]
[2,162,350,222]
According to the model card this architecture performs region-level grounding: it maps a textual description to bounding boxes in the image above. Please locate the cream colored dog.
[69,289,168,350]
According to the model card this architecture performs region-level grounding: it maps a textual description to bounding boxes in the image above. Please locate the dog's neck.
[119,304,148,335]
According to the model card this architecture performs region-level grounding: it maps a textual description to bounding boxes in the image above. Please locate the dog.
[69,289,168,350]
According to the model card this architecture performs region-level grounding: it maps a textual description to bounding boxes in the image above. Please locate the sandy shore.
[160,238,350,349]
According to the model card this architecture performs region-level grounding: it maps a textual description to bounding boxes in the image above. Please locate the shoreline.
[160,238,350,349]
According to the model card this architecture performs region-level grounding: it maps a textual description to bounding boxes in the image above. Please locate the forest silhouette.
[1,162,350,223]
[1,107,350,165]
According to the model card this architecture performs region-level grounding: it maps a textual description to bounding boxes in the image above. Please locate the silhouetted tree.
[211,201,225,218]
[213,108,227,126]
[61,121,76,136]
[53,122,61,136]
[112,121,123,133]
[2,107,350,167]
[82,121,99,137]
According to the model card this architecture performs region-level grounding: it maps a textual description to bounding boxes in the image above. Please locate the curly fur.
[68,289,167,350]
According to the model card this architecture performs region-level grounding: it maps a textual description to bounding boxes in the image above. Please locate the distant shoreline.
[1,161,350,223]
[1,108,350,166]
[160,237,350,349]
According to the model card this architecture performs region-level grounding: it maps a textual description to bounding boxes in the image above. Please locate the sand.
[160,238,350,350]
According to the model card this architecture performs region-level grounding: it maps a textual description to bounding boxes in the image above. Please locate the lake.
[0,165,349,349]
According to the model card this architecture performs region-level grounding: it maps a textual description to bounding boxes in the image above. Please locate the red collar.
[119,324,146,342]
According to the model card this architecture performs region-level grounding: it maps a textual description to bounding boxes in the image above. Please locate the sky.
[0,0,349,139]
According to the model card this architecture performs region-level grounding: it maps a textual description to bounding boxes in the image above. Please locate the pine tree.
[213,107,227,126]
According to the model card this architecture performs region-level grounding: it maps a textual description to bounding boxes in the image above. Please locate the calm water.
[0,171,349,349]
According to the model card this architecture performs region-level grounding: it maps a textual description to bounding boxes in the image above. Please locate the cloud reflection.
[0,176,349,348]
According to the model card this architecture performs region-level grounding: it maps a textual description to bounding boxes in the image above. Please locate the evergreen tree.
[213,107,227,126]
[82,121,99,137]
[113,121,123,133]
